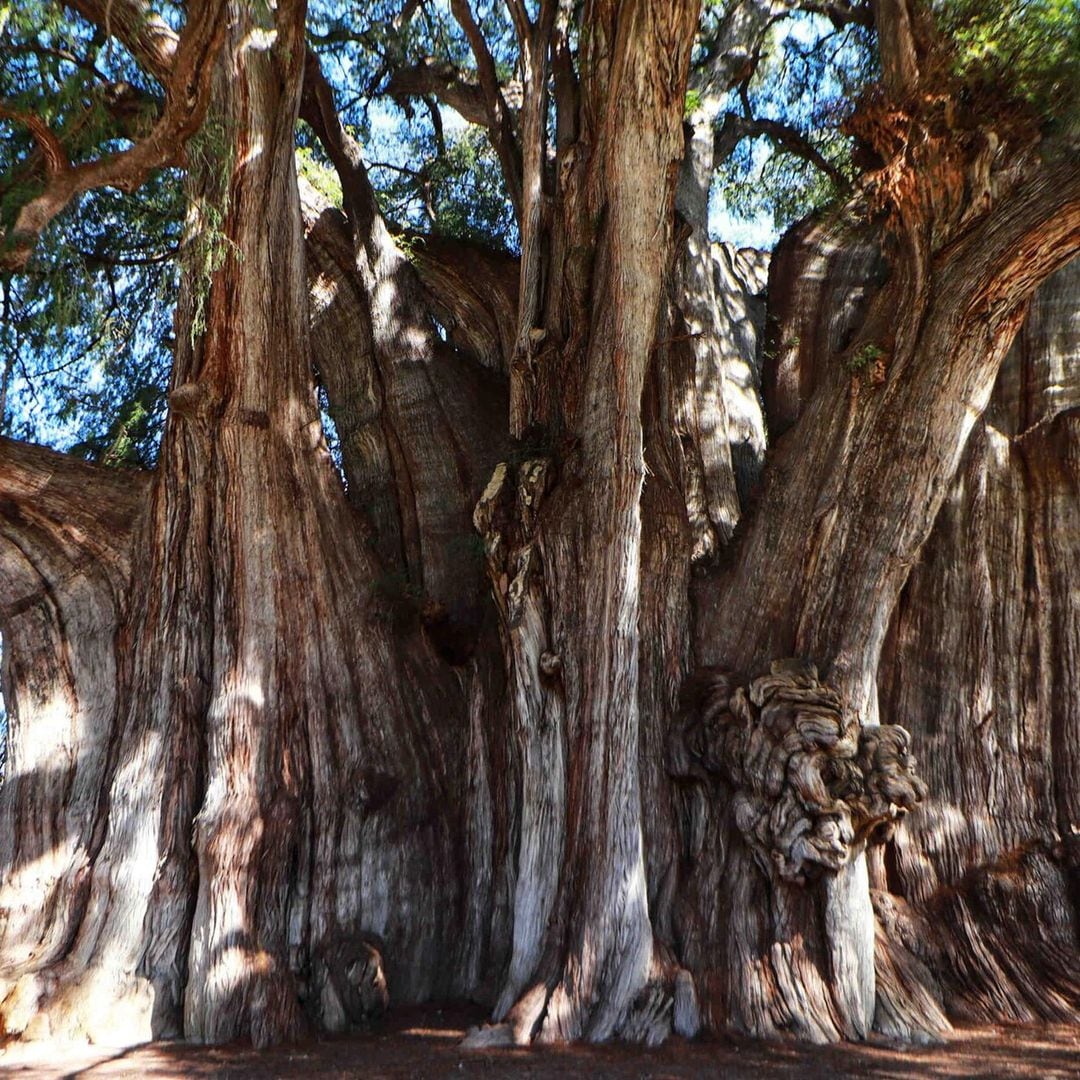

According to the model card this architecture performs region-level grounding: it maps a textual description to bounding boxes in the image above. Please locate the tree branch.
[504,0,533,46]
[947,155,1080,318]
[64,0,179,83]
[871,0,920,96]
[715,112,849,191]
[692,0,795,105]
[448,0,524,216]
[408,233,520,371]
[0,104,70,177]
[385,59,492,127]
[801,0,873,28]
[300,50,387,245]
[510,0,557,355]
[0,0,225,271]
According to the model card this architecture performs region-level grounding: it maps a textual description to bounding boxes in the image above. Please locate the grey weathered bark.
[467,0,706,1047]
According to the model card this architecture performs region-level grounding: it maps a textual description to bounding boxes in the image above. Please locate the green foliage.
[10,0,1070,476]
[846,341,885,373]
[0,2,180,462]
[933,0,1080,130]
[68,383,165,467]
[296,142,343,207]
[424,126,517,248]
[1,174,180,464]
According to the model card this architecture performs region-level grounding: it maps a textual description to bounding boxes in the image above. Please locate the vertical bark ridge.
[301,60,504,640]
[468,0,704,1047]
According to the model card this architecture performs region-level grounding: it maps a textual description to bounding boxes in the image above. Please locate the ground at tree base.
[1,1005,1077,1079]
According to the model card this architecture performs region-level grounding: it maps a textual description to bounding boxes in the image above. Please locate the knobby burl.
[671,659,927,883]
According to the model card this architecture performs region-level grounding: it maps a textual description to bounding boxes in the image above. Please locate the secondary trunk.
[1,0,478,1046]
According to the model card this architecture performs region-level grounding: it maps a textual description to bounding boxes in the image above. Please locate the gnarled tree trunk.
[1,0,1079,1055]
[1,0,478,1047]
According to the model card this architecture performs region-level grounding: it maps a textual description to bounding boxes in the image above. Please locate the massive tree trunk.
[876,259,1080,1029]
[1,0,479,1046]
[1,0,1079,1055]
[678,6,1080,1028]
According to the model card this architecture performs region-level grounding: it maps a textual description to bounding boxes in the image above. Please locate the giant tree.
[0,0,1078,1051]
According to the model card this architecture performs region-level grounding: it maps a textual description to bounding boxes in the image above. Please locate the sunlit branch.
[0,0,224,272]
[64,0,179,83]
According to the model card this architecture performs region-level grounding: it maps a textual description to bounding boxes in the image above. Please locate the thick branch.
[692,1,794,105]
[0,104,69,176]
[0,437,148,615]
[409,233,520,370]
[0,0,223,271]
[300,52,390,248]
[65,0,179,83]
[801,0,873,28]
[510,0,557,357]
[385,59,493,127]
[871,0,920,95]
[449,0,524,216]
[946,155,1080,315]
[302,55,510,623]
[715,112,849,191]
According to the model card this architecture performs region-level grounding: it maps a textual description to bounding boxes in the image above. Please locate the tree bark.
[683,151,1080,1035]
[876,258,1080,1030]
[1,1,477,1046]
[0,442,146,1010]
[1,0,1079,1055]
[468,0,705,1046]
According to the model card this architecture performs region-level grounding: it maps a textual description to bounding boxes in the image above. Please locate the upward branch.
[448,0,525,216]
[0,0,224,271]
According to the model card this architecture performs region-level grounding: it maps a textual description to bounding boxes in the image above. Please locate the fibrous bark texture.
[1,0,1078,1057]
[875,257,1080,1029]
[0,443,147,1000]
[673,660,925,884]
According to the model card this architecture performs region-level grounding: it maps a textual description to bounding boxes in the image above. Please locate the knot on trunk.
[670,658,927,884]
[473,458,552,628]
[168,380,220,422]
[314,939,389,1028]
[844,80,1037,250]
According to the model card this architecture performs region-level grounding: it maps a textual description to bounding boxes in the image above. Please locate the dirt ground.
[2,1004,1078,1079]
